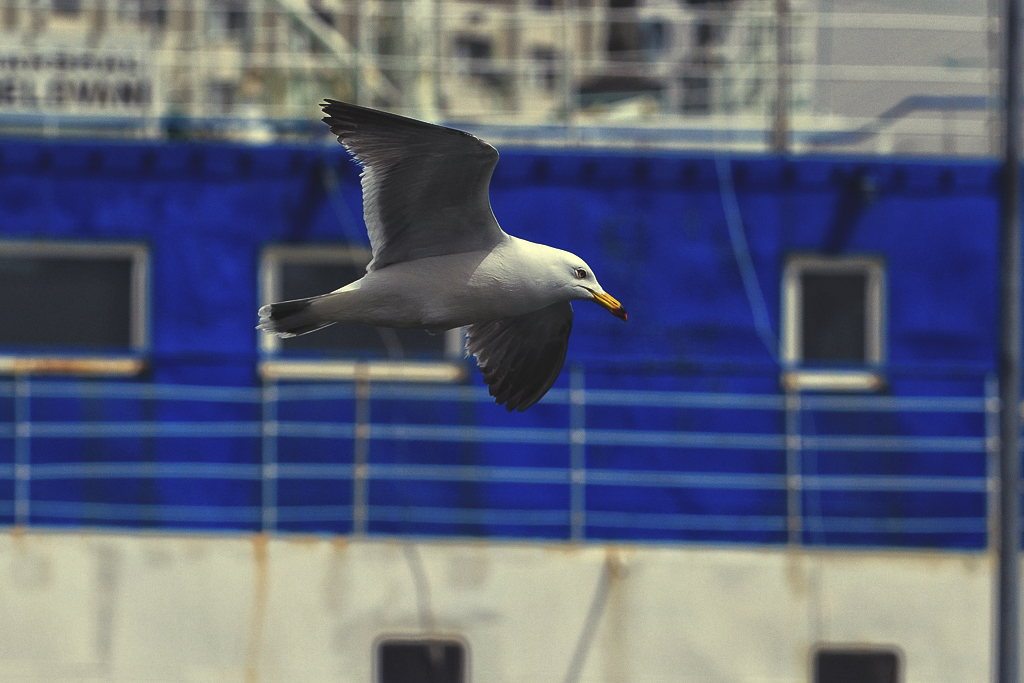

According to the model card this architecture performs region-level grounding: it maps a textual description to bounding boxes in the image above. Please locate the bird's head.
[556,252,627,322]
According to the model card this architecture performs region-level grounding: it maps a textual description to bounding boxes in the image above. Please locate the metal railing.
[0,369,996,548]
[0,0,999,156]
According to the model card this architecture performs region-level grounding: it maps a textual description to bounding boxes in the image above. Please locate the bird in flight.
[259,100,626,411]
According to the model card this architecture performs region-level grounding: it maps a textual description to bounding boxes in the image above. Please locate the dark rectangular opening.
[0,254,136,349]
[815,649,899,683]
[379,640,465,683]
[278,261,443,358]
[800,272,866,362]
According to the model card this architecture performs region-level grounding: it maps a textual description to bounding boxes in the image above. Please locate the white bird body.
[310,237,592,332]
[258,100,626,411]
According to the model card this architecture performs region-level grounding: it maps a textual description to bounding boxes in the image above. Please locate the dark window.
[52,0,81,15]
[277,260,444,358]
[379,640,465,683]
[207,1,247,41]
[800,272,867,362]
[532,48,557,90]
[208,82,235,115]
[457,37,492,62]
[0,253,138,350]
[815,649,899,683]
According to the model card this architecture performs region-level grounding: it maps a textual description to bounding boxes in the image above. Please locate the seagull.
[258,100,627,411]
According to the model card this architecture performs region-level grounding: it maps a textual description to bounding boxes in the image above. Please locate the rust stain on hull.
[244,533,269,683]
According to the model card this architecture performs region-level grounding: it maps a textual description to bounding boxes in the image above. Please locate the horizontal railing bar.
[277,464,354,479]
[574,389,786,410]
[1,462,988,495]
[585,470,785,489]
[27,501,261,523]
[801,435,986,452]
[18,422,261,438]
[285,383,482,402]
[587,430,785,449]
[0,381,261,403]
[370,423,572,445]
[276,422,355,439]
[800,395,989,413]
[367,505,570,527]
[586,510,787,532]
[27,462,262,480]
[0,381,995,413]
[368,464,570,484]
[273,384,358,401]
[2,421,990,453]
[801,475,987,492]
[275,505,353,523]
[802,516,987,533]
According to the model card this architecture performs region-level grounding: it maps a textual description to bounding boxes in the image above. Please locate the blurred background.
[0,1,1008,682]
[0,0,999,154]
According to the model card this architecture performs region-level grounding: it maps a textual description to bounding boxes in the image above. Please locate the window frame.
[0,239,149,377]
[258,244,466,383]
[781,254,886,392]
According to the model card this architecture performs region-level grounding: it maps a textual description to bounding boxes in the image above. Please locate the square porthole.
[814,647,900,683]
[0,240,148,376]
[781,254,886,392]
[258,245,465,382]
[377,638,466,683]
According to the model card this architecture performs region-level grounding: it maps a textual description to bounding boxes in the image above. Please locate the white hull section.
[0,532,993,683]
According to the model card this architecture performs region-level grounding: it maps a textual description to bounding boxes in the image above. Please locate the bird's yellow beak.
[588,289,627,322]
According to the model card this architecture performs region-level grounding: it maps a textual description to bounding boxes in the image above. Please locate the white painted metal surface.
[0,531,993,682]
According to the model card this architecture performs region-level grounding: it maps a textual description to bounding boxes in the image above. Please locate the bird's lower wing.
[465,301,574,412]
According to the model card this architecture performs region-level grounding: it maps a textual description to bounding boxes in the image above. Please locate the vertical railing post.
[13,374,30,528]
[987,374,1001,549]
[560,0,576,129]
[998,0,1022,679]
[352,366,371,536]
[569,364,586,542]
[355,1,369,107]
[260,381,278,533]
[773,0,791,153]
[784,389,802,545]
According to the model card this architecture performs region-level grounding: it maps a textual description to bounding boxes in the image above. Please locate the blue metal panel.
[0,139,1005,548]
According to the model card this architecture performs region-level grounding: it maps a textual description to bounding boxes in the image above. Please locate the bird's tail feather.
[257,296,335,338]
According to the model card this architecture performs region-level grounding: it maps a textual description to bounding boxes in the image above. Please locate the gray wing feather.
[465,301,574,412]
[321,99,506,272]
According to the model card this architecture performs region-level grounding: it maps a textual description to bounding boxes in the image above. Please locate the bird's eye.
[574,268,588,279]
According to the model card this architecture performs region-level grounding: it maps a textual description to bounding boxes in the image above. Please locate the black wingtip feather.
[266,298,312,321]
[257,297,333,338]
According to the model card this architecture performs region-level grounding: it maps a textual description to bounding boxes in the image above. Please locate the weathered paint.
[0,531,993,682]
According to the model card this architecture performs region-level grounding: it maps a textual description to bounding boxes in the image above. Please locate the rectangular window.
[52,0,81,15]
[259,245,465,382]
[781,255,885,392]
[0,241,148,376]
[377,639,466,683]
[814,648,900,683]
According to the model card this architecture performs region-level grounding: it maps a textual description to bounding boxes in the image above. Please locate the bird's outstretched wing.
[465,301,574,412]
[322,100,507,272]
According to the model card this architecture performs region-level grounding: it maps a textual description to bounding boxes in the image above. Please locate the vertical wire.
[13,374,30,527]
[998,0,1022,679]
[569,364,586,542]
[352,368,371,535]
[260,380,278,533]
